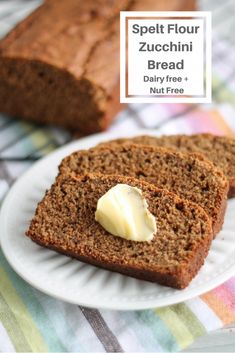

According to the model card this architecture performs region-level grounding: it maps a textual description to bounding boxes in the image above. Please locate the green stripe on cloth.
[34,293,84,352]
[155,306,194,350]
[6,129,57,157]
[34,144,56,157]
[171,303,206,338]
[136,310,179,352]
[0,293,32,353]
[213,75,235,105]
[0,267,49,352]
[0,252,67,352]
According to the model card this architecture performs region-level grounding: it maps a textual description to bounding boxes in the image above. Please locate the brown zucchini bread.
[26,173,213,289]
[0,0,196,133]
[99,134,235,197]
[59,144,228,237]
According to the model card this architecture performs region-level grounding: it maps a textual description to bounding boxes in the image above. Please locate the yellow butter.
[95,184,157,242]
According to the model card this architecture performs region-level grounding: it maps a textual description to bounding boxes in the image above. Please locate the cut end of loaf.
[0,57,117,133]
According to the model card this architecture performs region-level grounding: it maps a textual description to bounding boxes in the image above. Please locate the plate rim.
[1,128,235,310]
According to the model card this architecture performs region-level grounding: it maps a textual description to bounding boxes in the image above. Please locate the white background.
[128,18,204,96]
[120,11,211,103]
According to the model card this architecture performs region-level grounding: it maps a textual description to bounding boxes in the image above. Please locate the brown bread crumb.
[59,144,228,237]
[26,173,213,289]
[100,134,235,197]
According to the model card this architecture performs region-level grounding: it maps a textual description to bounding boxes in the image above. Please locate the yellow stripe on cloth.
[0,293,32,352]
[0,267,49,352]
[155,306,194,350]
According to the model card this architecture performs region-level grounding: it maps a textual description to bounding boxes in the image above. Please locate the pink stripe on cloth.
[165,103,190,115]
[180,110,234,135]
[225,278,235,291]
[213,282,235,313]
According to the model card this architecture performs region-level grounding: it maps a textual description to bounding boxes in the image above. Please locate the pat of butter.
[95,184,157,242]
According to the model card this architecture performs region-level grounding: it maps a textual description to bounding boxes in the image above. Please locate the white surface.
[0,129,235,310]
[184,324,235,352]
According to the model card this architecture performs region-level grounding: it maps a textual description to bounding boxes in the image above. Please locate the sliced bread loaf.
[99,134,235,197]
[59,144,228,237]
[26,173,213,289]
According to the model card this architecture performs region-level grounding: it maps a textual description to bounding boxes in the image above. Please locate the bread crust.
[213,193,228,235]
[228,180,235,198]
[0,0,196,133]
[31,233,211,290]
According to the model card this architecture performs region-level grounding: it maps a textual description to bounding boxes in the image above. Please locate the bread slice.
[26,173,213,289]
[59,144,228,237]
[99,134,235,197]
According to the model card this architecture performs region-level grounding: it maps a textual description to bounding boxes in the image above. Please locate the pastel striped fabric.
[1,103,235,352]
[1,1,235,352]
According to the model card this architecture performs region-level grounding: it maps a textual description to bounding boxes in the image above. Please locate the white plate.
[1,129,235,310]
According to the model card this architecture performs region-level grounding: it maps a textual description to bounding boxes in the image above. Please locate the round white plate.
[1,129,235,310]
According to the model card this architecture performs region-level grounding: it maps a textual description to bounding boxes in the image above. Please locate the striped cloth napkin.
[1,104,235,353]
[1,1,235,352]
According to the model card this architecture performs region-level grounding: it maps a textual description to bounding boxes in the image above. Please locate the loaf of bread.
[26,173,213,289]
[100,134,235,197]
[0,0,196,133]
[59,144,228,237]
